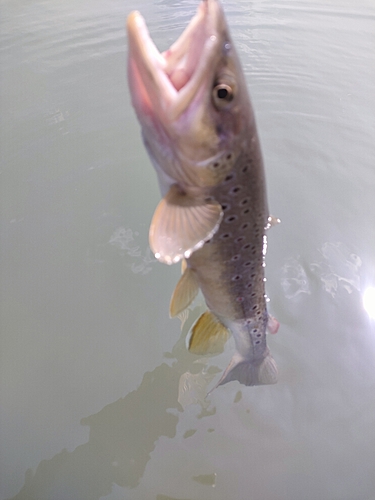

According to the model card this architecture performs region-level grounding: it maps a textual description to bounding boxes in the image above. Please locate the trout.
[127,0,279,389]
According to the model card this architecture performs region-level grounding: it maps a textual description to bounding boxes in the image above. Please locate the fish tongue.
[169,67,190,91]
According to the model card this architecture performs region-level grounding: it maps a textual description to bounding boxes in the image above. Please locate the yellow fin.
[149,185,223,265]
[189,311,230,355]
[177,309,189,329]
[169,267,199,317]
[181,258,187,274]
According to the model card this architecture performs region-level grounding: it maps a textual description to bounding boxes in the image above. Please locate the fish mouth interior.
[127,0,223,119]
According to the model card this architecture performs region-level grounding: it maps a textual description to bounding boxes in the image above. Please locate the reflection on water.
[310,241,361,297]
[178,365,220,409]
[156,495,191,500]
[192,473,217,487]
[281,257,311,298]
[363,287,375,320]
[109,227,156,275]
[10,310,216,499]
[281,241,363,299]
[156,496,192,500]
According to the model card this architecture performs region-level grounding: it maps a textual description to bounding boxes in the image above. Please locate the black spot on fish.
[243,243,251,250]
[255,340,261,345]
[225,215,238,223]
[216,124,224,136]
[220,232,231,240]
[221,203,230,211]
[252,328,258,333]
[225,174,234,182]
[213,162,220,168]
[244,261,252,267]
[230,186,241,195]
[242,166,248,173]
[256,333,262,338]
[231,254,240,261]
[242,223,249,230]
[235,236,245,243]
[242,208,250,215]
[226,153,232,160]
[232,275,242,281]
[240,198,249,206]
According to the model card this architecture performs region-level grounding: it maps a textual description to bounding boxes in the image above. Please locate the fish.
[127,0,279,390]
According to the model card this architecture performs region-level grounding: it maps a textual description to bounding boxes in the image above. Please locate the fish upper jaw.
[127,0,227,124]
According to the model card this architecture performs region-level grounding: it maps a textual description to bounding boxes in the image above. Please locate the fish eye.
[212,83,234,108]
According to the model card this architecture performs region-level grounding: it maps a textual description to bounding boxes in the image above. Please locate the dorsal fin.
[188,311,230,355]
[149,184,223,265]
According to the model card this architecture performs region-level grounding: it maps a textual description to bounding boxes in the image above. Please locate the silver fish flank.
[127,0,279,390]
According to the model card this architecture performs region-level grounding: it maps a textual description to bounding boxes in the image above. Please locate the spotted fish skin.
[127,0,278,389]
[187,147,278,388]
[189,148,267,321]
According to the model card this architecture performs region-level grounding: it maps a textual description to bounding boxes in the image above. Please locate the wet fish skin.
[127,0,278,389]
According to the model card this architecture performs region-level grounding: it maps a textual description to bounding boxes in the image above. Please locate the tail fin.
[209,352,278,393]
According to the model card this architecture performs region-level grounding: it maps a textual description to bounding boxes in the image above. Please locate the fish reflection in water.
[9,322,217,500]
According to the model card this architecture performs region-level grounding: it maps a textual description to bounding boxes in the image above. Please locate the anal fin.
[188,311,230,355]
[169,265,199,317]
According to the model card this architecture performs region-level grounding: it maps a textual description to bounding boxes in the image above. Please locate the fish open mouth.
[127,0,225,120]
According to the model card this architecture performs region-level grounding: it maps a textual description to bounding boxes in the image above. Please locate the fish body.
[127,0,279,389]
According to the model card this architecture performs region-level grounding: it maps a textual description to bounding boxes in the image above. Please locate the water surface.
[1,0,375,499]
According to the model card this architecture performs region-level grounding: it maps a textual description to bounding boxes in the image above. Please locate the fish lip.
[127,0,225,121]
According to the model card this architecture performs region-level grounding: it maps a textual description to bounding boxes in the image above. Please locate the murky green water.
[1,0,375,499]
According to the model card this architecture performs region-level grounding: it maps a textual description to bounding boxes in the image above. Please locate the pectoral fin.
[189,311,230,355]
[169,266,199,317]
[267,315,279,334]
[149,185,223,265]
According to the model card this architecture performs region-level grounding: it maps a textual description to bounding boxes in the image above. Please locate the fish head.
[127,0,253,188]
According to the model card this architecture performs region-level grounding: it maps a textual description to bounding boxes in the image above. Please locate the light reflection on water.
[1,0,375,499]
[363,287,375,320]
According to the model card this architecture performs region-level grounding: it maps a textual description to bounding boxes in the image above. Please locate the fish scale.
[189,149,267,320]
[127,0,279,390]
